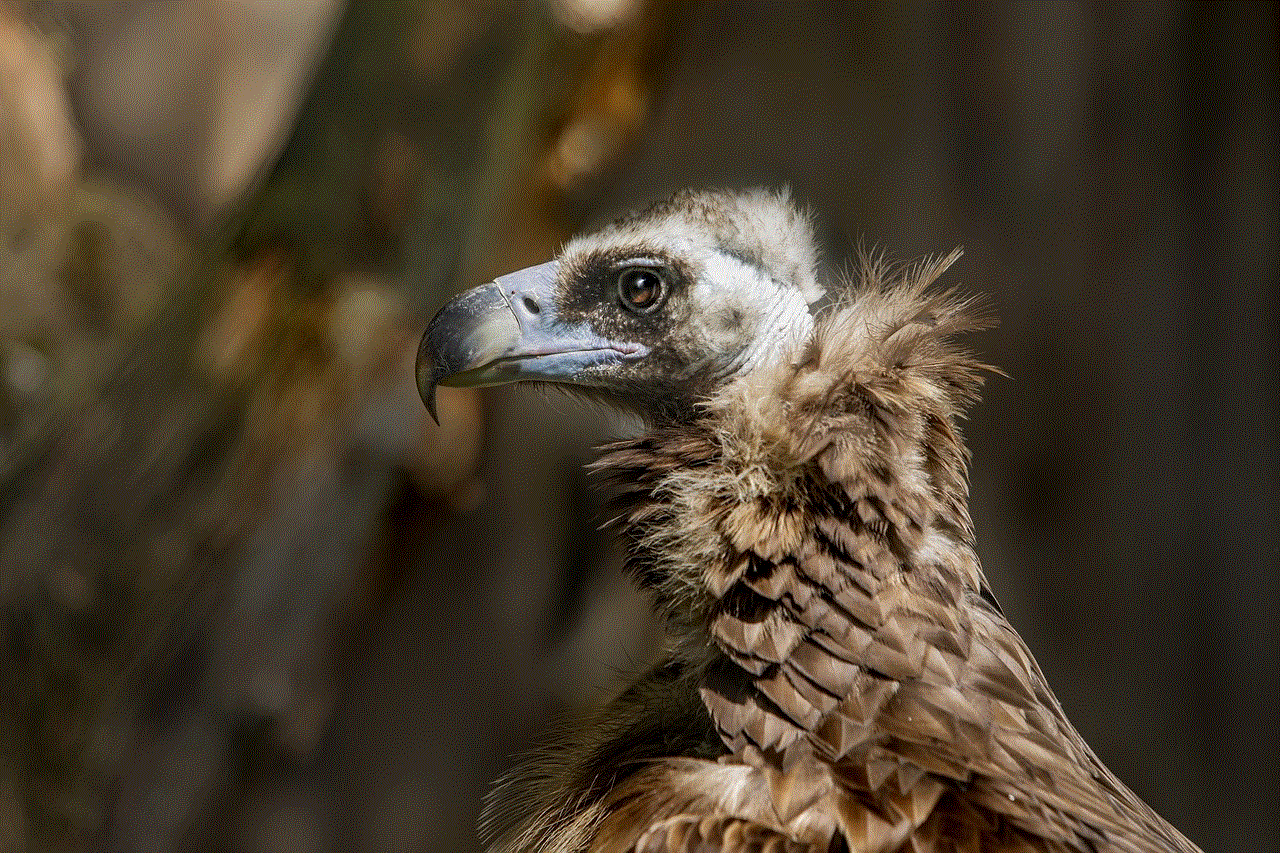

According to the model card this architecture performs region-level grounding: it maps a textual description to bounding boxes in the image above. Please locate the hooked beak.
[416,260,647,422]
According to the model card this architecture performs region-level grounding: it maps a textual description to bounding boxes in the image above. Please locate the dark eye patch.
[552,246,696,359]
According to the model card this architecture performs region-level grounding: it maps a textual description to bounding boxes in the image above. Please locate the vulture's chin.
[416,260,648,422]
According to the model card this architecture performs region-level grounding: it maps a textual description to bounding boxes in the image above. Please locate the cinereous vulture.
[417,189,1201,853]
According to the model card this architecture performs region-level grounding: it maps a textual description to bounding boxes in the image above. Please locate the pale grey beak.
[416,260,646,422]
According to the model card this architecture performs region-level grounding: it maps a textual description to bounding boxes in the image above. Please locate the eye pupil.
[619,268,664,312]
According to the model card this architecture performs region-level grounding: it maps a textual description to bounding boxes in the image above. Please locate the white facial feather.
[683,247,814,380]
[564,188,826,306]
[562,189,823,384]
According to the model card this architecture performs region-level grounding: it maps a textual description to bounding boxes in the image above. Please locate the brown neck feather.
[595,252,994,643]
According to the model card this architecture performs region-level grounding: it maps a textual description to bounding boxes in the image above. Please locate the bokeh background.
[1,2,1276,852]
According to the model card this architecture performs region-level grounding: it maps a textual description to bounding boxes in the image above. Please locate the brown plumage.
[417,190,1202,853]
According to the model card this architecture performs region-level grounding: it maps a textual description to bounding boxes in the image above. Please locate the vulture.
[416,189,1202,853]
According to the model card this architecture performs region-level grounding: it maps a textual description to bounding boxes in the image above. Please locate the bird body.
[417,190,1202,853]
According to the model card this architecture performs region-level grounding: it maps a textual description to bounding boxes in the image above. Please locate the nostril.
[522,296,541,315]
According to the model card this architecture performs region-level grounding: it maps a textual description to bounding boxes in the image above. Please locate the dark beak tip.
[415,330,441,425]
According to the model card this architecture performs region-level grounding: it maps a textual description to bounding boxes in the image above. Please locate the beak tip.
[416,330,442,425]
[424,386,440,425]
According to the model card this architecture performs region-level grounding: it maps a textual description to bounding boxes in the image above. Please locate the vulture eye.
[617,267,666,314]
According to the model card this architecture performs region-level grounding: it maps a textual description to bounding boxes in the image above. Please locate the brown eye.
[618,268,666,313]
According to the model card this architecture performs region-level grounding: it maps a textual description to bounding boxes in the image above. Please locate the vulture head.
[418,189,826,422]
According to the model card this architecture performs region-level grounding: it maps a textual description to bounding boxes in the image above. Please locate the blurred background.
[1,2,1276,851]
